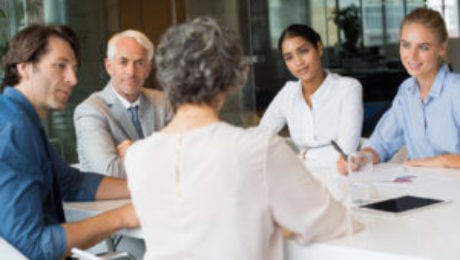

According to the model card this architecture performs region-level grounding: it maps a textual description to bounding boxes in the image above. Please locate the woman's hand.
[336,156,348,175]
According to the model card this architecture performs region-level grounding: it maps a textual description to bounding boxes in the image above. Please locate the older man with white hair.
[74,29,171,178]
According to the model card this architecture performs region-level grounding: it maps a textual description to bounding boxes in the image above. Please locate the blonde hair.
[401,8,448,44]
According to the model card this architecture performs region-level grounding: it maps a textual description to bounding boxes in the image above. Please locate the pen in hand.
[331,140,348,160]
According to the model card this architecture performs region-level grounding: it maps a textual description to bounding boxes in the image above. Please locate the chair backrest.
[362,101,391,137]
[0,237,28,260]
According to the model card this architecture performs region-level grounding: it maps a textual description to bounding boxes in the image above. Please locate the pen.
[331,140,348,160]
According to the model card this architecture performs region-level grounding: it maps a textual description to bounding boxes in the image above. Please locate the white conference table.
[64,163,460,259]
[289,162,460,260]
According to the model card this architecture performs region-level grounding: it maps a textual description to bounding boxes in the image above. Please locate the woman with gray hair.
[125,16,358,259]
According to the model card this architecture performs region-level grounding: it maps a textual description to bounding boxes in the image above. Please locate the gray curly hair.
[155,16,248,110]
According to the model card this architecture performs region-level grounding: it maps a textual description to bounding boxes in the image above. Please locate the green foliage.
[0,8,7,57]
[0,8,7,81]
[0,0,44,59]
[332,4,361,52]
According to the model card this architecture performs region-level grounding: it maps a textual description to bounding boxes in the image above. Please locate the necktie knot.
[128,105,144,138]
[128,105,139,113]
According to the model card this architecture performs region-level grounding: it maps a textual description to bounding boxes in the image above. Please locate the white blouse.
[126,122,355,260]
[259,72,363,164]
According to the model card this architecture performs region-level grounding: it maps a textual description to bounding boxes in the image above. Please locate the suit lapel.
[101,83,140,140]
[139,91,154,136]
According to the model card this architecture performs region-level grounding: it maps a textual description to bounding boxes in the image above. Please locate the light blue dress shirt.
[366,64,460,162]
[0,87,103,259]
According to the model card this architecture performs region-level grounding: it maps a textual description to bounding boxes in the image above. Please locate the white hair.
[107,29,154,61]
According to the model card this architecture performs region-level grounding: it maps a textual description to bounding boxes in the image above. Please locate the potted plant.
[332,4,361,53]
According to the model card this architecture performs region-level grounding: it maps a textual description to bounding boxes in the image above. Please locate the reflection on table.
[291,162,460,260]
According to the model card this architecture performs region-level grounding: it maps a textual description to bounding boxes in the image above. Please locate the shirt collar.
[407,63,449,98]
[429,63,449,98]
[110,83,141,109]
[297,70,330,102]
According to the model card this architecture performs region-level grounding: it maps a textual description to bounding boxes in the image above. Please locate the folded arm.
[74,104,128,177]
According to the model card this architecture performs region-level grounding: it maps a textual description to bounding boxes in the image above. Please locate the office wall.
[116,0,186,45]
[185,0,240,33]
[448,38,460,73]
[112,0,186,89]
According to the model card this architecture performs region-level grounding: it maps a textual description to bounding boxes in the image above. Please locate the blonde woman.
[339,8,460,173]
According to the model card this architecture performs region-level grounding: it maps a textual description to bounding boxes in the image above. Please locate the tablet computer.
[358,195,447,216]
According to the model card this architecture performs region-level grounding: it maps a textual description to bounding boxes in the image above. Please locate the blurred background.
[0,0,459,164]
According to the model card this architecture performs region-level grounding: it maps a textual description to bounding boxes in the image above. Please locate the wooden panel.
[141,0,172,46]
[117,0,187,44]
[175,0,186,24]
[115,0,188,88]
[118,0,143,31]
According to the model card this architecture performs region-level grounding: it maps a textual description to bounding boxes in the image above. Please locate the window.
[427,0,459,37]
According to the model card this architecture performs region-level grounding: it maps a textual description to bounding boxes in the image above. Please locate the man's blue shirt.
[366,64,460,162]
[0,87,103,259]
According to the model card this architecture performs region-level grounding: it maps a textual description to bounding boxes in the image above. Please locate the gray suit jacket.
[74,82,171,177]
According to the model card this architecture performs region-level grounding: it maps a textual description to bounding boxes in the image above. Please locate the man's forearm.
[95,177,130,200]
[62,203,138,257]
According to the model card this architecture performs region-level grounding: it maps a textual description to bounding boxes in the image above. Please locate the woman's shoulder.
[272,80,302,100]
[396,70,460,95]
[278,80,300,91]
[218,122,274,138]
[326,72,362,89]
[428,65,460,94]
[216,123,279,147]
[443,71,460,89]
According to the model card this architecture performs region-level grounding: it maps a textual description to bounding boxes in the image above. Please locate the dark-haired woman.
[259,24,363,167]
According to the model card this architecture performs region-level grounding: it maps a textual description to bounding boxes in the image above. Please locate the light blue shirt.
[366,64,460,162]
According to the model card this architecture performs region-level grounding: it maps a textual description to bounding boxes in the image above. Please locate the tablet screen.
[359,195,444,213]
